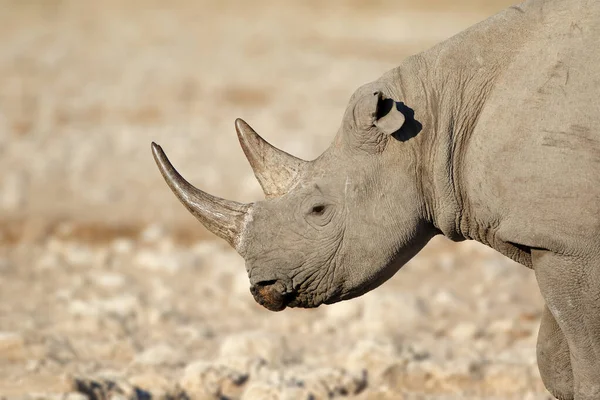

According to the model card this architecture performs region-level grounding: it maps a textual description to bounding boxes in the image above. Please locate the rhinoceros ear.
[374,92,405,135]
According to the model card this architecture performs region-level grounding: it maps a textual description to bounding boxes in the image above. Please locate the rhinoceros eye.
[305,202,335,228]
[310,205,326,216]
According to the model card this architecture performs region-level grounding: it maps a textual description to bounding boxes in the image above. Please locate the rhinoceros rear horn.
[151,142,250,253]
[235,118,307,198]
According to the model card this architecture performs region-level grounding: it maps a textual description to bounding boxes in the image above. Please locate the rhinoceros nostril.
[256,280,278,287]
[250,280,292,312]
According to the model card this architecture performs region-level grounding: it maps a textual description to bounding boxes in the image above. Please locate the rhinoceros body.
[153,0,600,398]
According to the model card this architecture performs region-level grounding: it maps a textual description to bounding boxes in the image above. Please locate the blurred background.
[0,0,551,399]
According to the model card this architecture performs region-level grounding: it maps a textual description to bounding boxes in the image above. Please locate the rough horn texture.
[235,118,307,198]
[155,0,600,398]
[151,142,250,252]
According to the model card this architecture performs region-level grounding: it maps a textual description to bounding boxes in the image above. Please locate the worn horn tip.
[151,142,170,170]
[151,141,161,155]
[234,118,250,137]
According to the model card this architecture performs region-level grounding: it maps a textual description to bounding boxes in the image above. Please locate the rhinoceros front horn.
[151,142,250,253]
[235,118,307,198]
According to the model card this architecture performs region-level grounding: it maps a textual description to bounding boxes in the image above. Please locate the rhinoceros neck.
[384,3,537,242]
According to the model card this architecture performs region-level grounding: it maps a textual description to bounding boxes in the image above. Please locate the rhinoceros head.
[152,83,434,311]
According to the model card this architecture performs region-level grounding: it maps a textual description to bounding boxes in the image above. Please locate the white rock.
[63,243,96,267]
[133,343,182,366]
[361,292,427,335]
[98,294,139,317]
[190,241,223,258]
[65,393,88,400]
[483,258,511,281]
[28,394,65,400]
[133,249,182,272]
[203,250,246,280]
[216,355,269,377]
[346,338,398,384]
[299,367,367,398]
[93,272,126,289]
[482,363,537,394]
[241,382,280,400]
[180,360,248,398]
[432,290,460,307]
[140,224,166,243]
[488,318,515,334]
[129,372,170,393]
[219,331,289,366]
[278,387,315,400]
[111,238,134,254]
[68,300,99,317]
[449,322,479,341]
[325,299,362,322]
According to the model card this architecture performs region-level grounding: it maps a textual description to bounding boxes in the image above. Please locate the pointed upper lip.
[250,280,297,311]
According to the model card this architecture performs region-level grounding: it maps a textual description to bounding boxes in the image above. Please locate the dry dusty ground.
[0,0,555,399]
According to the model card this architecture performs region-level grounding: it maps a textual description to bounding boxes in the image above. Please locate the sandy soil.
[0,0,554,399]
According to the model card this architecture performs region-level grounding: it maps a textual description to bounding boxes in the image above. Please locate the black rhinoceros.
[152,0,600,398]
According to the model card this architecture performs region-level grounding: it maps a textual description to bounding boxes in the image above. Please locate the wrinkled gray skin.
[152,0,600,398]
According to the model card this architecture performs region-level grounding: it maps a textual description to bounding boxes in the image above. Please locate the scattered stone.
[278,386,316,400]
[180,360,248,399]
[480,363,538,396]
[64,392,89,400]
[111,238,135,255]
[324,300,362,322]
[129,372,171,394]
[134,249,181,272]
[379,363,408,392]
[219,331,289,367]
[449,322,479,341]
[68,299,99,317]
[299,367,367,398]
[241,381,280,400]
[62,243,97,267]
[432,290,460,307]
[133,344,182,367]
[346,339,398,385]
[488,318,515,334]
[361,292,428,335]
[72,377,145,400]
[216,355,269,378]
[106,294,140,317]
[92,271,126,289]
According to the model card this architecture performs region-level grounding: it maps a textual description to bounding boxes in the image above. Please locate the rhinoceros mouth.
[250,280,298,312]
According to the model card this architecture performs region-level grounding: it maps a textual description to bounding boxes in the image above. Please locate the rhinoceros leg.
[534,250,600,400]
[537,304,574,400]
